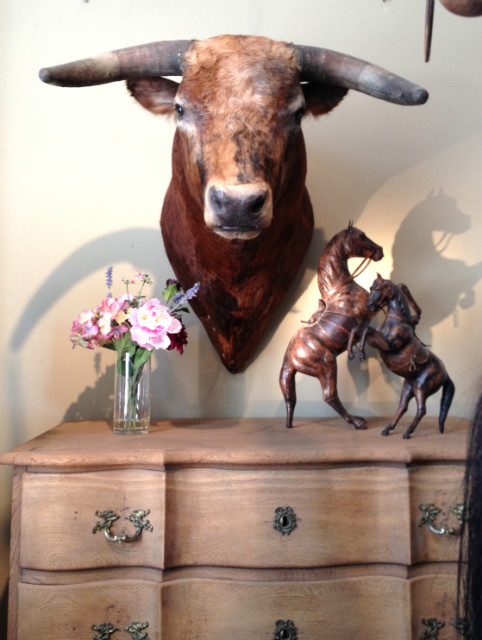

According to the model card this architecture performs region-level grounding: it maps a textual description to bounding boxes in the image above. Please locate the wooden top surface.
[0,417,469,471]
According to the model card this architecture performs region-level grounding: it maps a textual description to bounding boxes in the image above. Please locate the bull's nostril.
[248,193,267,215]
[210,187,226,211]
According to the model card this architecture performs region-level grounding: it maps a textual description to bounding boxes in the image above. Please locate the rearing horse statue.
[361,274,455,438]
[280,224,383,429]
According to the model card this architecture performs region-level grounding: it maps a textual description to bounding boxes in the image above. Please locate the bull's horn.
[39,40,193,87]
[294,45,428,106]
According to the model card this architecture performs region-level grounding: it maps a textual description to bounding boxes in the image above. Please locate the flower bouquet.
[71,268,199,433]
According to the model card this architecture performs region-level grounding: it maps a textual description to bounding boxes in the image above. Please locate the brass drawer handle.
[420,618,445,639]
[124,621,151,640]
[92,623,120,639]
[274,619,297,640]
[273,507,298,535]
[93,509,153,543]
[418,503,464,536]
[419,617,467,639]
[91,621,150,640]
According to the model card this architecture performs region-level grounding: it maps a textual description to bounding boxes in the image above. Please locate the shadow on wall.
[9,228,165,424]
[10,228,166,354]
[349,189,480,400]
[390,189,481,344]
[9,225,325,422]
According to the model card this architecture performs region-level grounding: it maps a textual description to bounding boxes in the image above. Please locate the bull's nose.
[209,186,268,223]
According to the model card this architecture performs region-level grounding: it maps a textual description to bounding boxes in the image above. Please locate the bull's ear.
[127,77,179,115]
[302,83,348,117]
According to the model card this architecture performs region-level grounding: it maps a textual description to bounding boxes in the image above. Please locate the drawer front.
[165,466,411,567]
[410,464,465,563]
[162,576,410,639]
[17,579,160,640]
[411,572,458,640]
[20,469,165,570]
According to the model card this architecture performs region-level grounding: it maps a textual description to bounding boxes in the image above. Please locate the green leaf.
[133,347,152,370]
[162,282,178,304]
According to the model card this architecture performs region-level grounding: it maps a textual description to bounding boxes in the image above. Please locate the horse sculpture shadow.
[391,189,482,338]
[279,224,384,429]
[360,275,455,439]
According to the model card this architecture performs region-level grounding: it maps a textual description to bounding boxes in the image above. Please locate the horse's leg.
[279,362,297,428]
[358,326,370,362]
[382,380,413,436]
[402,386,427,439]
[347,326,357,361]
[319,356,367,430]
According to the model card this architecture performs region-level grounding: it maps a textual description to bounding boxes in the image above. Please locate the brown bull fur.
[40,35,428,372]
[129,36,347,372]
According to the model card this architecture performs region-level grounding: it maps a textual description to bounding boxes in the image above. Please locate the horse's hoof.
[353,417,368,430]
[381,429,390,436]
[359,354,366,362]
[403,433,411,439]
[348,352,354,361]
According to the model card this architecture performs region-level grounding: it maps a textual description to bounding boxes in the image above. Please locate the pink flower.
[70,310,100,348]
[129,298,182,351]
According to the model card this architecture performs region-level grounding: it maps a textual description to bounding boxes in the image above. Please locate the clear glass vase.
[113,352,151,434]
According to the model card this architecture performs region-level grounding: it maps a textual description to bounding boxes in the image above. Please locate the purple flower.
[105,266,114,298]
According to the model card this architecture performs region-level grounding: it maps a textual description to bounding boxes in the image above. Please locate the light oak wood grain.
[17,579,160,640]
[0,418,468,638]
[19,469,165,571]
[409,464,465,563]
[164,466,411,567]
[0,417,468,470]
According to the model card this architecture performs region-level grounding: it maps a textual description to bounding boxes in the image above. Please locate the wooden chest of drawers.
[1,417,468,639]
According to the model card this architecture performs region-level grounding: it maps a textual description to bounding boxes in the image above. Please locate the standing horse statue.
[279,224,384,429]
[361,274,455,439]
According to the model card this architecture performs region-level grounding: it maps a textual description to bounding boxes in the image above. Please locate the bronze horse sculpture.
[280,224,383,429]
[361,274,455,439]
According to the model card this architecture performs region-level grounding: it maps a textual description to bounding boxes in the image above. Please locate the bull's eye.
[294,107,305,126]
[175,104,185,117]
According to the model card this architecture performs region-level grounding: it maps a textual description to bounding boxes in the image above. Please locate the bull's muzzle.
[205,183,273,239]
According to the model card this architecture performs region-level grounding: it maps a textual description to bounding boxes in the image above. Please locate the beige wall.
[1,0,481,629]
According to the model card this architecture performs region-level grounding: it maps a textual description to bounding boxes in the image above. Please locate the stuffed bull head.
[39,35,428,372]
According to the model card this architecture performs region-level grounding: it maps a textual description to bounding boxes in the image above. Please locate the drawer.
[17,579,160,640]
[161,575,411,639]
[19,469,165,570]
[409,464,465,563]
[164,466,411,567]
[411,571,458,640]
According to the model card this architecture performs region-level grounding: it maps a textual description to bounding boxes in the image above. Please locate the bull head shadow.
[39,34,428,373]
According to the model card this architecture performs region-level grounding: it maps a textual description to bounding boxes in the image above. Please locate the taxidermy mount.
[39,35,428,372]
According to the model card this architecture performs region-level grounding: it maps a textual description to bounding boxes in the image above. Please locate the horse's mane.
[457,390,482,638]
[392,283,418,327]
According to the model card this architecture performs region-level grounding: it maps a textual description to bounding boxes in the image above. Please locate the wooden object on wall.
[1,417,468,639]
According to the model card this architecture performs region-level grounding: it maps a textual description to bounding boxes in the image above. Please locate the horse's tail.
[439,376,455,433]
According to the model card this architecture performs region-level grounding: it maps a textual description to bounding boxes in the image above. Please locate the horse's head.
[367,274,395,313]
[344,223,384,262]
